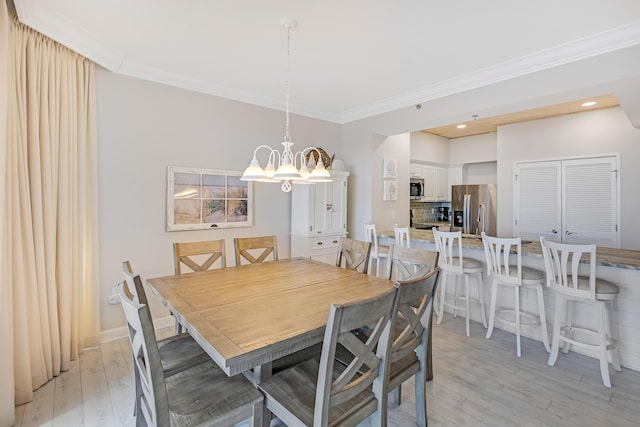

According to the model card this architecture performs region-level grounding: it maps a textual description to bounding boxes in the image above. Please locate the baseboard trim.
[99,315,175,343]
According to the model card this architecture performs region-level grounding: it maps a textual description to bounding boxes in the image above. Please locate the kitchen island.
[379,228,640,371]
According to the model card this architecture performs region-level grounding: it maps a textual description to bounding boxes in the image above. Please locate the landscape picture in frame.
[167,166,253,230]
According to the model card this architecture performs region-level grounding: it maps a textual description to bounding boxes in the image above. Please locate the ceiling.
[423,94,620,138]
[13,1,640,124]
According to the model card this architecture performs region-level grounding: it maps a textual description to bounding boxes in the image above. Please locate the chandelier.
[240,18,332,192]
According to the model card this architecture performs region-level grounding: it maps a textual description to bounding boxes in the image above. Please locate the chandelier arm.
[251,145,278,165]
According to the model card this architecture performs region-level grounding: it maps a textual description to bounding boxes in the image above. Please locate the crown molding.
[116,60,342,123]
[13,2,640,125]
[339,21,640,123]
[14,1,123,70]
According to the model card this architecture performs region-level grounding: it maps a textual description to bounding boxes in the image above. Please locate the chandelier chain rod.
[284,24,291,142]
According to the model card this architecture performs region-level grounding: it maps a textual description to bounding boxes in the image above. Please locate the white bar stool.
[363,222,389,277]
[540,237,621,388]
[394,224,410,248]
[482,232,550,357]
[433,229,487,336]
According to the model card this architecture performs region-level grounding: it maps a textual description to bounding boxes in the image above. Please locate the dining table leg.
[427,309,434,381]
[243,362,274,427]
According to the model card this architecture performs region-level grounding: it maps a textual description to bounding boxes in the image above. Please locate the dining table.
[146,257,396,385]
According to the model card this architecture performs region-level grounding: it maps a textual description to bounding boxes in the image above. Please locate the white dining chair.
[258,287,399,427]
[335,237,372,274]
[386,245,438,283]
[117,280,264,426]
[172,239,226,333]
[363,222,390,277]
[481,233,550,357]
[394,224,411,248]
[173,239,226,274]
[539,237,621,387]
[121,261,211,416]
[234,235,278,265]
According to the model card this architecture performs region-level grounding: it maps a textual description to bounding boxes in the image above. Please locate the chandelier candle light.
[240,18,332,192]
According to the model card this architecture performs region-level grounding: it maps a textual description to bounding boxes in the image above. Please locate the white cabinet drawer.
[311,237,341,250]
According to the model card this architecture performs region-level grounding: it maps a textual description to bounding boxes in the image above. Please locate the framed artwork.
[383,158,398,179]
[383,180,398,201]
[167,166,253,231]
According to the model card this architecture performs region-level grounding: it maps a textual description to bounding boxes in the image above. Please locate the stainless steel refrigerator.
[451,184,497,236]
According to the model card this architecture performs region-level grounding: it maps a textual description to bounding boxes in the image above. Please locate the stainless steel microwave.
[410,178,424,200]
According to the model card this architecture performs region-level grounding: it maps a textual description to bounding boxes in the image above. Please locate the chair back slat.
[313,288,399,424]
[234,236,278,266]
[393,225,410,248]
[540,237,597,300]
[433,229,464,274]
[173,239,226,274]
[335,237,371,273]
[386,245,438,281]
[122,260,149,305]
[363,222,381,254]
[481,233,522,286]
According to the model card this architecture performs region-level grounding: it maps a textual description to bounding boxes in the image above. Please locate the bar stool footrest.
[559,325,616,350]
[443,295,483,312]
[495,308,541,327]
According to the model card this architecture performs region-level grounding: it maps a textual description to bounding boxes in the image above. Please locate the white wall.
[496,106,640,249]
[464,161,498,185]
[410,131,449,164]
[371,133,411,229]
[96,68,341,332]
[449,133,497,165]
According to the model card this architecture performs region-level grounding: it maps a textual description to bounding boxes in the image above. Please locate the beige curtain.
[0,1,99,424]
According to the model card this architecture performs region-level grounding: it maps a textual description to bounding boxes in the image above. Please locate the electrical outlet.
[108,286,121,305]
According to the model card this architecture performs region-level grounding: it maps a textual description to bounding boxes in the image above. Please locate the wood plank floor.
[14,316,640,426]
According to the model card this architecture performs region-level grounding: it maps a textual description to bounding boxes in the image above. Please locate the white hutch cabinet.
[290,171,349,264]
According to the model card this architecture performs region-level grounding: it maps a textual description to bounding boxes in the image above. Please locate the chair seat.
[445,256,483,273]
[259,357,377,426]
[167,360,263,425]
[498,265,544,286]
[271,342,323,374]
[388,353,420,390]
[157,333,211,377]
[575,276,620,300]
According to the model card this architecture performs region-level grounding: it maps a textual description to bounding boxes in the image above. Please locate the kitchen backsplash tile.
[411,201,452,223]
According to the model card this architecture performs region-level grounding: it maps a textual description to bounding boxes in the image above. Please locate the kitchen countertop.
[379,228,640,270]
[412,221,450,229]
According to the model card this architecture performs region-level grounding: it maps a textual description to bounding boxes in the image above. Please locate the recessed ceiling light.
[457,124,466,129]
[582,101,597,107]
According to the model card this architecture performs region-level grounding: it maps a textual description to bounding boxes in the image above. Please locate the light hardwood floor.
[14,317,640,426]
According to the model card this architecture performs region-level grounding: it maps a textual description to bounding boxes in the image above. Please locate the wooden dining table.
[146,257,395,384]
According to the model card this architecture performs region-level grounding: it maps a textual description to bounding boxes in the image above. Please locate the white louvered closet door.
[562,157,618,247]
[515,161,562,242]
[515,156,619,248]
